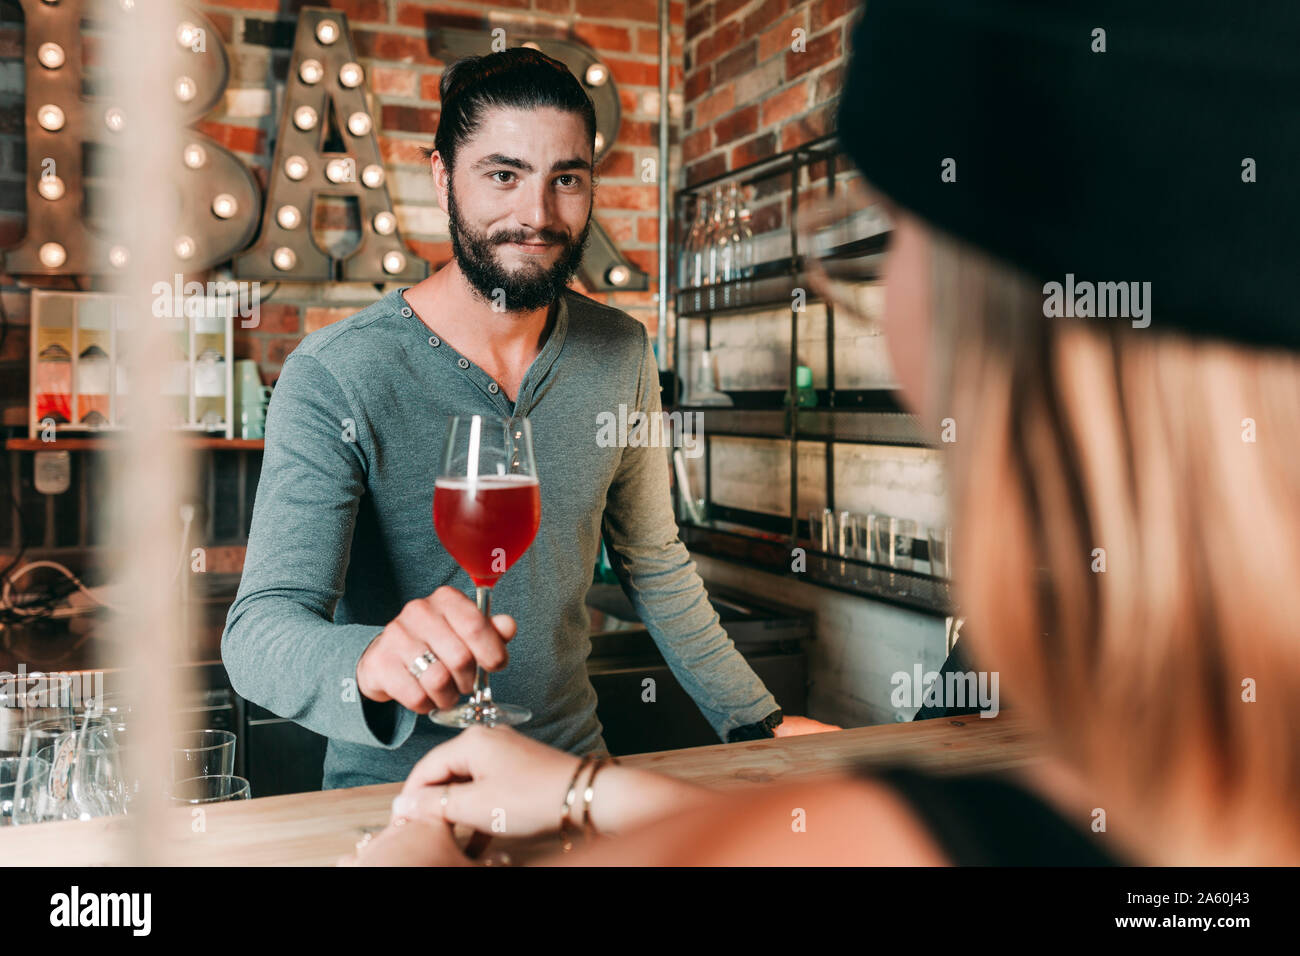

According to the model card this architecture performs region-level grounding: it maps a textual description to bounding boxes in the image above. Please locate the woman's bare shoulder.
[556,773,950,866]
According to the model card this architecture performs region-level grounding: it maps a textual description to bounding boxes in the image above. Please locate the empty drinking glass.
[870,515,919,570]
[870,513,892,565]
[15,715,118,821]
[838,511,857,558]
[11,753,56,824]
[892,518,919,571]
[0,755,38,825]
[172,729,236,781]
[928,527,952,578]
[168,775,250,805]
[85,693,132,723]
[71,726,130,818]
[864,514,882,563]
[820,508,836,553]
[92,723,140,811]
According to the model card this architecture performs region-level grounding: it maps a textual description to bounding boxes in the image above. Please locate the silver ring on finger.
[408,650,438,678]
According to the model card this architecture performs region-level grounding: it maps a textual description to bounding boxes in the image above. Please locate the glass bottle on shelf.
[689,348,733,407]
[724,182,748,308]
[783,364,817,431]
[686,195,709,314]
[719,184,739,309]
[677,204,693,294]
[703,184,725,312]
[737,190,755,305]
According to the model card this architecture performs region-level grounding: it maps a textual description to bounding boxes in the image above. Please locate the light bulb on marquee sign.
[299,59,324,85]
[38,176,65,201]
[37,43,65,70]
[276,205,302,230]
[346,112,371,137]
[3,6,645,291]
[211,194,238,219]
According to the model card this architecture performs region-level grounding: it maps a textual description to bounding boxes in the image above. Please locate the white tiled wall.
[703,437,826,517]
[676,280,952,728]
[693,553,950,728]
[832,444,948,532]
[694,438,948,535]
[681,286,894,391]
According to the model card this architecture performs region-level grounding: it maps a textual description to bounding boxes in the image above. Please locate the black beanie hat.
[835,0,1300,352]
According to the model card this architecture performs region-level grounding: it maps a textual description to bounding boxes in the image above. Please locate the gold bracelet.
[559,755,595,853]
[581,755,620,837]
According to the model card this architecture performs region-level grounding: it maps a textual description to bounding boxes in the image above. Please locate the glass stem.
[472,586,493,705]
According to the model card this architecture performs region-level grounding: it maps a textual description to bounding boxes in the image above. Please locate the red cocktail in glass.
[433,475,540,587]
[430,415,540,726]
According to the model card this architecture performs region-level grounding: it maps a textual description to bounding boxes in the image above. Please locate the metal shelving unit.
[669,133,950,615]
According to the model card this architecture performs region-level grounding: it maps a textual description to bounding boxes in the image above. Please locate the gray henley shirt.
[221,286,780,788]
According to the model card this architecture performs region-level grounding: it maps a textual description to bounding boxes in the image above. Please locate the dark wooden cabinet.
[240,701,328,798]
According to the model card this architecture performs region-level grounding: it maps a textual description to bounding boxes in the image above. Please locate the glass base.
[429,699,532,728]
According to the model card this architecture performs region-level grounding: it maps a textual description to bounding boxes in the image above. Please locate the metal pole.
[656,0,670,372]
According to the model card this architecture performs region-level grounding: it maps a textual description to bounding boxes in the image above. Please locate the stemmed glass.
[86,725,136,813]
[1,754,45,825]
[430,414,541,727]
[71,723,128,818]
[172,729,236,780]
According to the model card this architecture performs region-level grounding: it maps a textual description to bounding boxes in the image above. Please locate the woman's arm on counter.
[387,724,718,839]
[548,774,949,866]
[349,771,949,867]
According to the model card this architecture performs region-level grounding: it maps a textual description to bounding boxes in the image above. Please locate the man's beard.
[447,183,591,312]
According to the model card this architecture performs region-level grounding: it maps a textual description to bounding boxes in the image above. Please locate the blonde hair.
[929,228,1300,862]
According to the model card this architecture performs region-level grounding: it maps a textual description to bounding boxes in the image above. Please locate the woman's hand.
[337,818,472,868]
[773,716,842,736]
[390,724,583,839]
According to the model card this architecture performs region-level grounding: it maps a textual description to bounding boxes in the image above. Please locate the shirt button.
[457,358,469,369]
[428,335,440,347]
[488,383,499,394]
[400,307,413,318]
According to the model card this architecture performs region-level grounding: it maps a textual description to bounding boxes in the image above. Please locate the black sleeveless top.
[861,764,1128,866]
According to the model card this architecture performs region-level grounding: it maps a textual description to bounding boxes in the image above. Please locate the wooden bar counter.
[0,711,1037,866]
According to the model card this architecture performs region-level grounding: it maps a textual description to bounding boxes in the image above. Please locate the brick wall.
[682,0,857,187]
[0,0,686,429]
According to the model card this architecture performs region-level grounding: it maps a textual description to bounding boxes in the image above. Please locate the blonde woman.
[343,0,1300,866]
